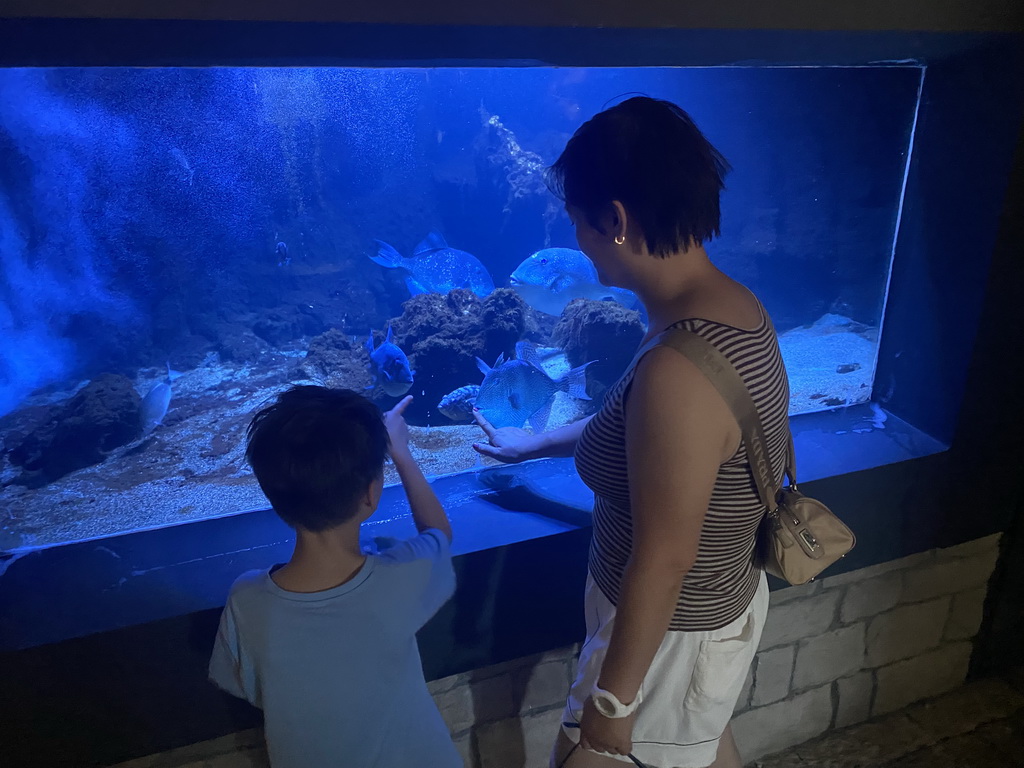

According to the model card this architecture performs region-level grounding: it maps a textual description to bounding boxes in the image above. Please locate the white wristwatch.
[590,684,641,719]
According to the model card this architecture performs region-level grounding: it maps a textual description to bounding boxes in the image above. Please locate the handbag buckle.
[800,530,820,551]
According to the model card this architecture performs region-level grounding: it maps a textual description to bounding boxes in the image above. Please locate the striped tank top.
[574,301,790,631]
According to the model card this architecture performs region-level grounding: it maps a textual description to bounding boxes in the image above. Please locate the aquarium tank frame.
[0,6,1022,767]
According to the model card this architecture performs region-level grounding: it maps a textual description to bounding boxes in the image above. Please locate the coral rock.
[552,299,646,402]
[387,288,529,424]
[297,328,369,389]
[217,330,268,363]
[8,373,143,487]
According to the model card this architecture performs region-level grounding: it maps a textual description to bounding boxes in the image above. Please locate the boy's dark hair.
[546,96,731,257]
[245,386,389,532]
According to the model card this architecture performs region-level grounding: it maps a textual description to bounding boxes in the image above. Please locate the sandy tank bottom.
[0,314,877,551]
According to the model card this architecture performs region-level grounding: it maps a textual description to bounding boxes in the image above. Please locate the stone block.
[428,670,467,696]
[769,579,821,605]
[944,586,987,641]
[793,624,865,690]
[476,717,525,768]
[759,590,841,649]
[840,572,902,623]
[751,645,794,706]
[434,682,476,734]
[454,731,479,768]
[819,550,933,589]
[734,663,755,714]
[472,673,517,723]
[902,548,1000,603]
[473,653,539,683]
[541,643,581,663]
[835,671,874,728]
[873,641,972,716]
[935,533,1001,560]
[865,597,950,667]
[521,707,565,768]
[732,684,833,762]
[516,660,571,714]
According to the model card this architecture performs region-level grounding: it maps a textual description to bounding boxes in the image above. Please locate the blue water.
[0,65,922,547]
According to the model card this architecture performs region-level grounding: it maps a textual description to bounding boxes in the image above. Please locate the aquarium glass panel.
[0,66,922,549]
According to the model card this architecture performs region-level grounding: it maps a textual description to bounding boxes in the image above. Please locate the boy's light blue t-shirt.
[209,529,461,768]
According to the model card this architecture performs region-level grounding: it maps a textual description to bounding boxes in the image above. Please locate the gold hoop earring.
[614,235,625,245]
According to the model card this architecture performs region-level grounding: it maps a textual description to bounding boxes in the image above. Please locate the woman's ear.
[609,200,629,242]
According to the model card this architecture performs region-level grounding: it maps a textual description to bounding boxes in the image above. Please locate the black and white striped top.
[574,302,790,631]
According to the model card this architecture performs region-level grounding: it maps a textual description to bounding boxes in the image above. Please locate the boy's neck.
[272,520,367,593]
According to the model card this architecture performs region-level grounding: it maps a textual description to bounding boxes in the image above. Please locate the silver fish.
[140,381,172,434]
[371,231,495,298]
[475,342,592,431]
[509,247,641,316]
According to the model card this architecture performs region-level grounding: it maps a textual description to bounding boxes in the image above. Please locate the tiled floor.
[756,669,1024,768]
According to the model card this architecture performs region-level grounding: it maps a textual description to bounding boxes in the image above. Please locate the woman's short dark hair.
[245,386,389,532]
[546,96,731,257]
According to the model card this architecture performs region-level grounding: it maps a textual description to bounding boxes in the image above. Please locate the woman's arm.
[472,411,593,463]
[578,346,740,755]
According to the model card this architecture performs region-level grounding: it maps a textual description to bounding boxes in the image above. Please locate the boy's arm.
[208,599,259,707]
[391,448,452,542]
[383,396,452,542]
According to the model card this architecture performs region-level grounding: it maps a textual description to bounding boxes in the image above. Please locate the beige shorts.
[561,571,769,768]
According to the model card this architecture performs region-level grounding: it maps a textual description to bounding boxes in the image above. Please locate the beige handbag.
[656,328,856,586]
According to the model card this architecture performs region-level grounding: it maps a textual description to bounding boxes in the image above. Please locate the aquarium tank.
[0,65,922,550]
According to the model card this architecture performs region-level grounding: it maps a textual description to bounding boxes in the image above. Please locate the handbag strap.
[641,328,796,510]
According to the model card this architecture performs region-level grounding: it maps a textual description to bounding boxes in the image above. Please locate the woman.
[472,97,790,768]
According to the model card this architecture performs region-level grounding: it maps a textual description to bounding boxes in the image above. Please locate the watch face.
[593,694,616,717]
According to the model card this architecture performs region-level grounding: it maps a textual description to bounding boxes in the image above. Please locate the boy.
[209,386,461,768]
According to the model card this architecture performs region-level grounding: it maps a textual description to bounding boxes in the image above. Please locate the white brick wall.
[107,534,1003,768]
[433,533,1002,767]
[731,533,1001,764]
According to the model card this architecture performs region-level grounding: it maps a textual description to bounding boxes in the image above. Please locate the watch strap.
[591,684,641,718]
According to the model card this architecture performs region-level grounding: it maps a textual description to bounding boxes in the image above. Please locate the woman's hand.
[471,408,537,464]
[384,396,414,460]
[578,696,636,758]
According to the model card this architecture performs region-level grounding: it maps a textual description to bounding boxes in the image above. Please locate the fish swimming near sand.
[437,385,480,422]
[140,367,174,435]
[509,248,641,316]
[371,231,495,297]
[365,325,415,397]
[475,342,592,431]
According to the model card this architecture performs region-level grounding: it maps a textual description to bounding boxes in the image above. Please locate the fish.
[140,364,178,434]
[371,231,495,297]
[365,325,415,397]
[437,385,480,422]
[140,380,172,435]
[474,341,592,431]
[276,241,291,267]
[509,248,641,316]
